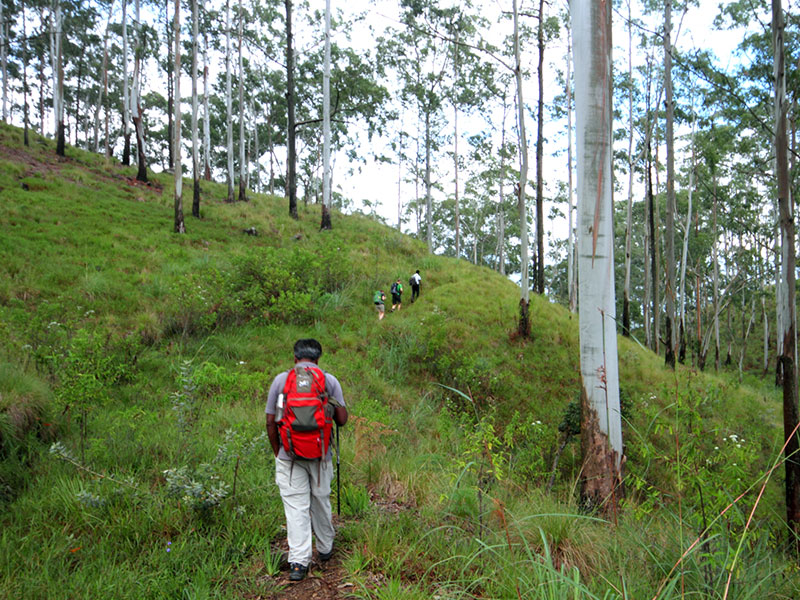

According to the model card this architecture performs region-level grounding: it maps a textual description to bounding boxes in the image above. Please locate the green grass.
[0,121,798,598]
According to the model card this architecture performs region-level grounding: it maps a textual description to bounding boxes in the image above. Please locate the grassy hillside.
[0,122,795,599]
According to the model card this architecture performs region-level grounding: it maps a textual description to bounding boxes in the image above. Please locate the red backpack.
[278,364,333,460]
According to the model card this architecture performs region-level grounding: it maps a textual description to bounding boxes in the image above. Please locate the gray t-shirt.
[265,361,345,461]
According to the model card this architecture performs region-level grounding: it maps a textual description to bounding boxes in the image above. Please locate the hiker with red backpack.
[265,339,348,582]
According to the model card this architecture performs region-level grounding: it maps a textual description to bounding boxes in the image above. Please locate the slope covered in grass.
[0,122,794,599]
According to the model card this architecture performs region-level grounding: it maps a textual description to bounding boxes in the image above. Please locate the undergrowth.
[0,122,796,598]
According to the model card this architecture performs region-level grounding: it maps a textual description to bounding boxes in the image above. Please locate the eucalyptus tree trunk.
[396,125,403,230]
[22,0,30,146]
[773,0,800,547]
[623,0,633,335]
[237,0,247,203]
[132,0,147,181]
[454,103,460,256]
[776,201,784,384]
[513,0,530,336]
[37,39,44,134]
[121,0,130,165]
[712,177,720,370]
[203,31,211,181]
[453,29,460,256]
[51,0,65,156]
[573,0,623,513]
[647,144,657,351]
[93,2,114,153]
[165,0,173,169]
[321,0,332,230]
[498,86,509,277]
[1,0,7,122]
[268,110,274,195]
[415,118,421,235]
[252,100,260,192]
[763,295,770,376]
[565,34,576,311]
[534,0,545,295]
[225,0,235,202]
[738,297,755,381]
[191,0,200,217]
[679,107,696,364]
[425,110,433,252]
[664,0,676,368]
[173,0,185,234]
[286,0,298,218]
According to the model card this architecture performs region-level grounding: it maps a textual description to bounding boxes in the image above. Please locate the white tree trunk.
[203,30,211,181]
[513,0,530,308]
[713,181,720,369]
[567,30,576,313]
[763,295,770,375]
[173,0,185,233]
[93,3,114,153]
[499,86,509,276]
[191,0,200,215]
[51,0,65,154]
[773,0,800,540]
[239,0,247,202]
[397,125,403,230]
[1,0,7,123]
[121,0,130,157]
[237,0,247,202]
[251,99,259,192]
[225,0,234,202]
[664,0,677,367]
[679,100,695,360]
[425,110,432,252]
[622,1,633,331]
[132,0,147,180]
[572,0,623,509]
[322,0,332,227]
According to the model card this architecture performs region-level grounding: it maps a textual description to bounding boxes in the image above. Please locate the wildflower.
[239,361,246,365]
[714,446,719,451]
[166,541,172,552]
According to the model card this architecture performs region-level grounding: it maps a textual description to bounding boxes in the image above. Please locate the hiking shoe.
[288,563,307,581]
[318,546,334,562]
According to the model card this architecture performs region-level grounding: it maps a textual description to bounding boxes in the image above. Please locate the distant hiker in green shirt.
[390,278,403,312]
[373,290,386,320]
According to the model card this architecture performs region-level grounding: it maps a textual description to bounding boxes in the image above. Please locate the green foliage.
[163,464,230,514]
[0,124,798,598]
[342,483,372,518]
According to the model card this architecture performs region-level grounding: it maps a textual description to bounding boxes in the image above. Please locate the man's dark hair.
[294,338,323,361]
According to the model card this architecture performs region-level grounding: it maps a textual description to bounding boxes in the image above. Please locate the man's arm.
[334,405,348,427]
[325,372,348,426]
[266,414,280,456]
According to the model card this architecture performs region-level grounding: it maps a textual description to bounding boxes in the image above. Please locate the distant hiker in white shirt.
[410,270,421,303]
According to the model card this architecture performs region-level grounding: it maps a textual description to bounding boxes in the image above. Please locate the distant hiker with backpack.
[373,290,386,320]
[390,278,403,312]
[409,270,421,303]
[265,339,348,582]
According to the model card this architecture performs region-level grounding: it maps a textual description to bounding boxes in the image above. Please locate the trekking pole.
[335,424,341,516]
